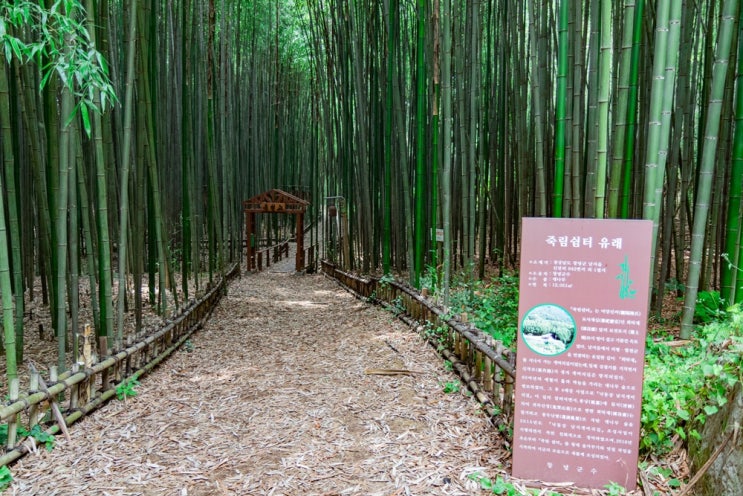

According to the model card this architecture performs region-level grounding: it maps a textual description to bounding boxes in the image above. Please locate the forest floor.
[8,257,511,495]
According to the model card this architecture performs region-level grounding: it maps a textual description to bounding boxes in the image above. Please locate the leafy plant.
[441,380,460,394]
[0,466,12,492]
[390,296,405,315]
[641,309,743,454]
[469,473,515,494]
[184,339,194,353]
[419,265,440,293]
[0,1,118,135]
[0,423,55,452]
[664,278,685,293]
[694,290,726,323]
[18,425,55,452]
[422,322,448,350]
[604,481,626,496]
[451,274,520,347]
[642,464,682,489]
[468,473,555,495]
[116,377,140,401]
[379,273,395,288]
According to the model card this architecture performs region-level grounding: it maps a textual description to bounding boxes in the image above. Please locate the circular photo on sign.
[521,304,576,356]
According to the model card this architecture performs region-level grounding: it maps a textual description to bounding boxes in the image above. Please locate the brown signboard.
[512,218,653,491]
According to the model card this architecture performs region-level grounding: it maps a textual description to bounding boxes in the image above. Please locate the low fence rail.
[321,261,516,429]
[0,262,240,467]
[250,241,290,271]
[302,244,319,273]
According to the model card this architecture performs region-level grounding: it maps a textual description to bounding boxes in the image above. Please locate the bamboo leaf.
[9,37,25,61]
[39,66,54,90]
[80,102,91,137]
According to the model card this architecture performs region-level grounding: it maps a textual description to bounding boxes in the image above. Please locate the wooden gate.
[243,189,310,272]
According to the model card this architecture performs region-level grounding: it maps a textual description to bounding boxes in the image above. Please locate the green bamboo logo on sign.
[617,255,637,300]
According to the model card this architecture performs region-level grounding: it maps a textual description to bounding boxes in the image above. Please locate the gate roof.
[243,189,310,213]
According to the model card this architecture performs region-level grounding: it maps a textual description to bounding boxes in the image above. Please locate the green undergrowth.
[447,273,520,347]
[0,423,55,453]
[440,274,743,456]
[641,305,743,455]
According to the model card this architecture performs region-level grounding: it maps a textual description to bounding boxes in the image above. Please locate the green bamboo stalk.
[584,0,599,217]
[608,0,636,218]
[116,0,139,348]
[570,0,585,219]
[181,0,192,300]
[431,0,441,274]
[654,0,682,226]
[722,6,743,304]
[347,2,373,273]
[681,0,739,338]
[641,0,670,293]
[1,63,25,363]
[466,0,479,264]
[137,6,172,315]
[12,61,50,309]
[86,0,114,343]
[529,0,547,217]
[76,157,100,338]
[594,0,612,218]
[620,0,645,218]
[383,0,396,275]
[413,0,427,287]
[553,0,569,217]
[0,62,19,381]
[206,0,219,282]
[68,118,81,364]
[455,2,468,269]
[56,84,75,373]
[441,0,452,305]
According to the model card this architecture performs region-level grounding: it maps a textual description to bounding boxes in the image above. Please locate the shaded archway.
[243,189,310,272]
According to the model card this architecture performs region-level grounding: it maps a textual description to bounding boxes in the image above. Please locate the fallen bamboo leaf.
[364,368,424,376]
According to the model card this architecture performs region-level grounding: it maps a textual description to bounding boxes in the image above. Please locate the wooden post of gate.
[296,211,305,271]
[246,212,255,270]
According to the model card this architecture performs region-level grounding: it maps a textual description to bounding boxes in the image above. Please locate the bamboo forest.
[1,0,743,494]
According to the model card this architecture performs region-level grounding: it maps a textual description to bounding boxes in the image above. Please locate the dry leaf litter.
[9,258,507,495]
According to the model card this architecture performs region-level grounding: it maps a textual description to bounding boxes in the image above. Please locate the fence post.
[6,379,20,450]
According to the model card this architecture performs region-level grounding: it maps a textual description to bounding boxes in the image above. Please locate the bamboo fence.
[249,240,318,273]
[251,240,290,271]
[302,244,319,273]
[0,262,240,468]
[321,261,516,434]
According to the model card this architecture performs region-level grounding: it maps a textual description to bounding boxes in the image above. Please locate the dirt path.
[9,269,503,495]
